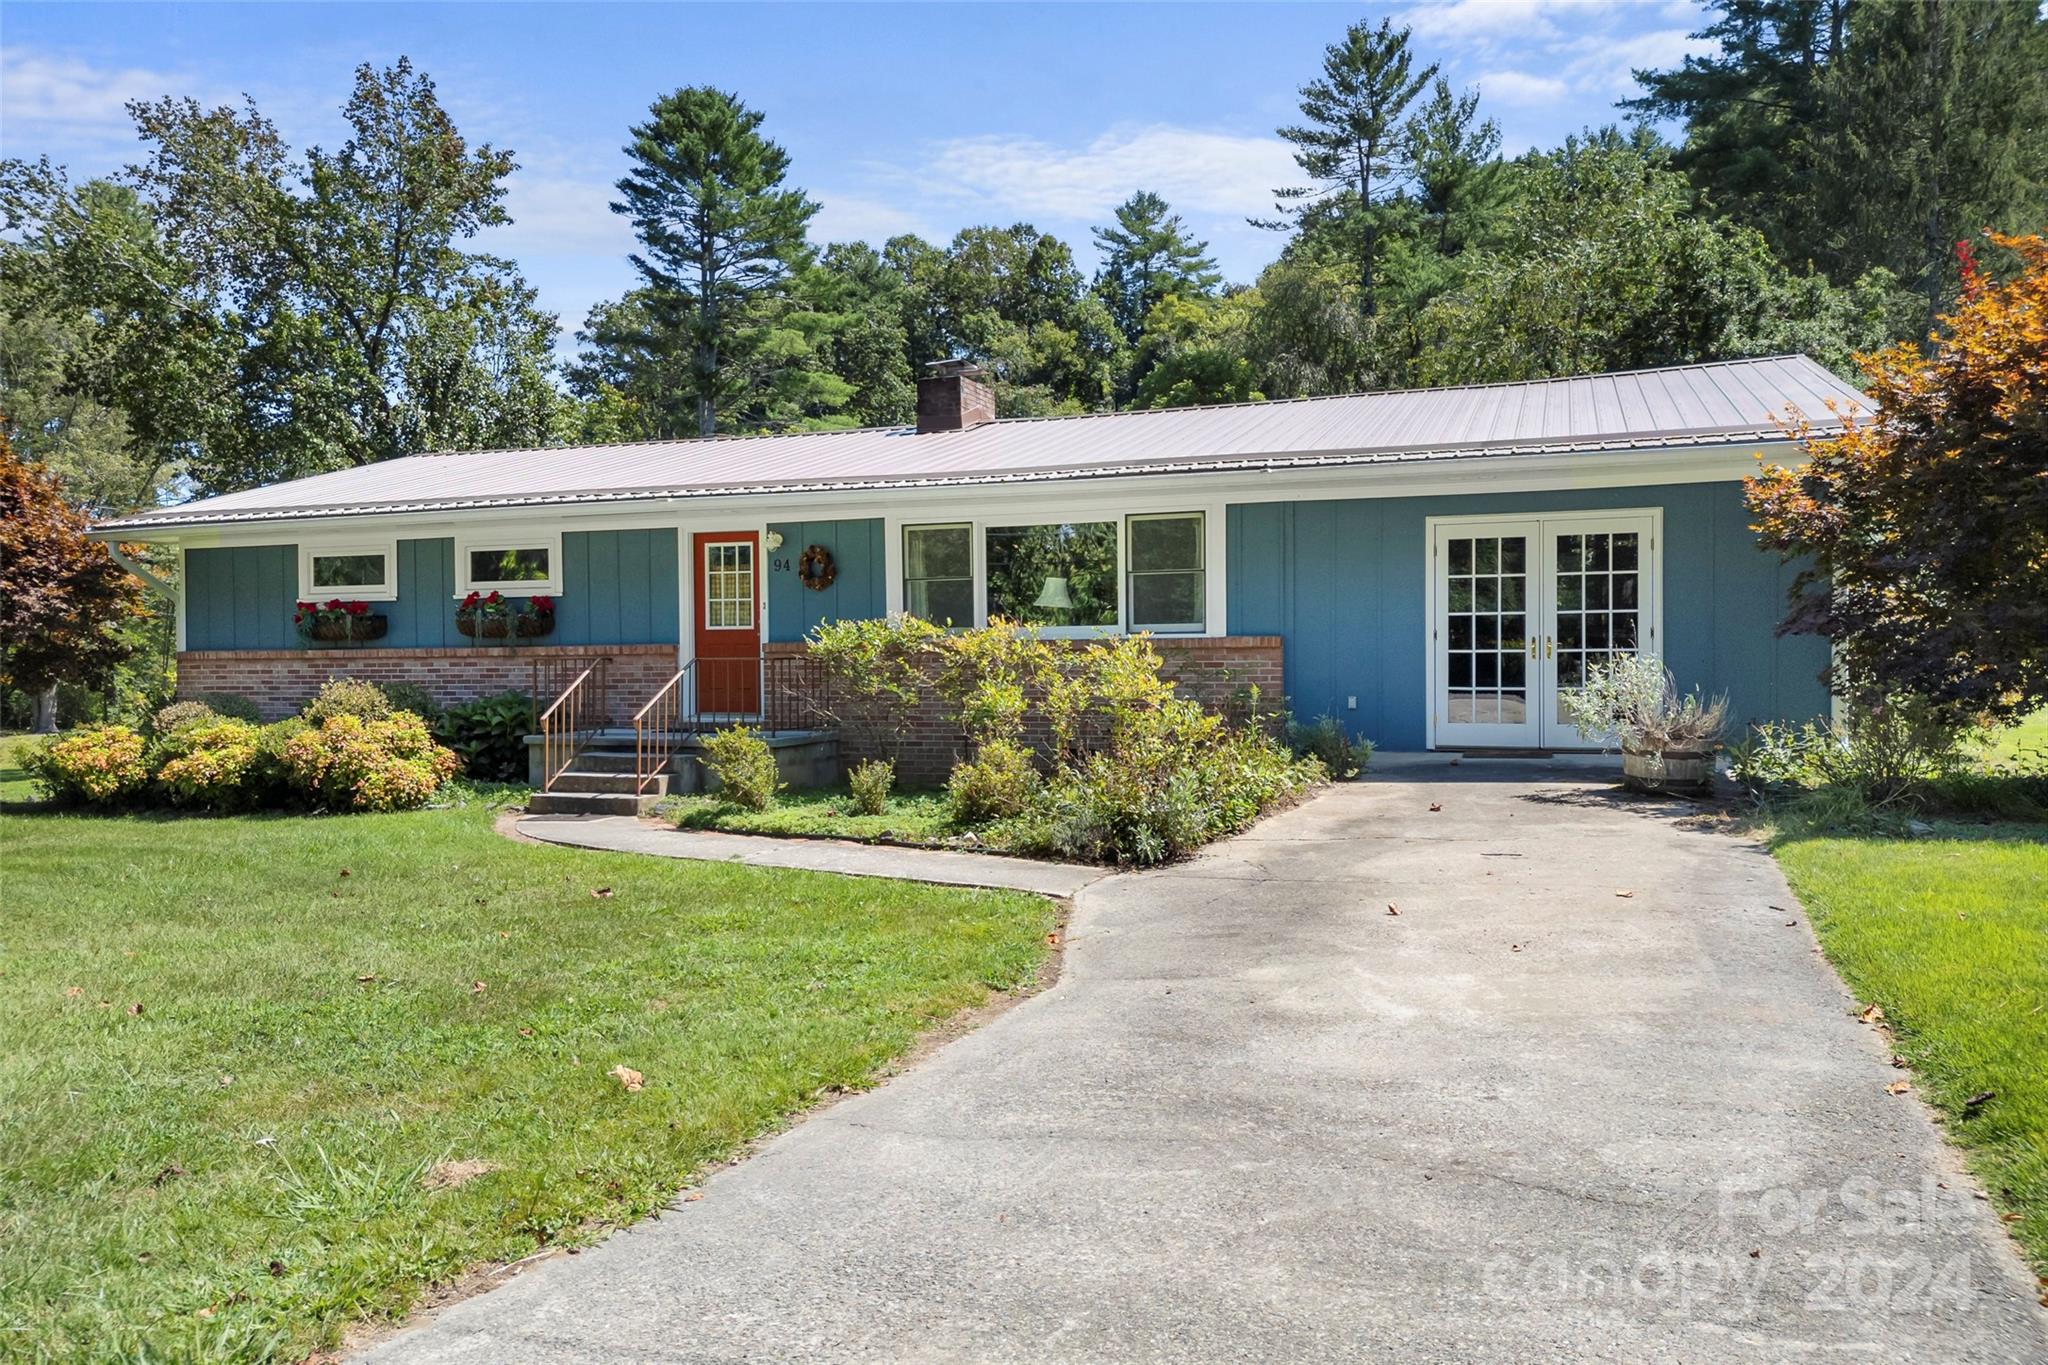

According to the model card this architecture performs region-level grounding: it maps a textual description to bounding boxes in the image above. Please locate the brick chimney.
[916,359,996,434]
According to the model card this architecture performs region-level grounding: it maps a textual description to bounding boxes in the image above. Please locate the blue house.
[97,355,1848,774]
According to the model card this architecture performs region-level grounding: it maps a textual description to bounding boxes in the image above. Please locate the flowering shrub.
[301,678,393,725]
[155,719,263,810]
[280,713,460,812]
[150,699,219,738]
[23,725,150,805]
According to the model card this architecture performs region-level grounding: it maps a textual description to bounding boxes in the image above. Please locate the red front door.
[693,531,761,719]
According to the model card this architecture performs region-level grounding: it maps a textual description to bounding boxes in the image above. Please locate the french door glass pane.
[1553,530,1641,725]
[1445,533,1530,728]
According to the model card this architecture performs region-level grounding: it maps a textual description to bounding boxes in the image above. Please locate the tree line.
[3,0,2044,513]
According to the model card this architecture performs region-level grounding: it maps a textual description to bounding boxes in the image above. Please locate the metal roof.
[99,355,1863,532]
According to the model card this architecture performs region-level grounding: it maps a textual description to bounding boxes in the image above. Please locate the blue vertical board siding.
[183,545,298,650]
[766,518,886,642]
[183,531,682,650]
[554,529,679,646]
[1226,481,1830,749]
[384,539,457,647]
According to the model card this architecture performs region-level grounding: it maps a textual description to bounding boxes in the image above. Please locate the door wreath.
[798,544,837,591]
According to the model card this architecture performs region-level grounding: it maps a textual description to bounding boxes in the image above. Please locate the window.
[454,531,561,595]
[703,541,755,629]
[298,541,397,600]
[902,524,973,626]
[1127,512,1205,632]
[985,522,1118,628]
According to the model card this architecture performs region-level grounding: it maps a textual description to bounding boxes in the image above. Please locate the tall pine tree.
[611,87,820,436]
[1092,191,1222,343]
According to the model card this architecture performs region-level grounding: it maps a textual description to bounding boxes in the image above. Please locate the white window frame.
[298,539,398,602]
[453,529,563,596]
[700,538,757,631]
[1124,511,1207,634]
[886,495,1228,639]
[979,516,1125,639]
[901,522,975,631]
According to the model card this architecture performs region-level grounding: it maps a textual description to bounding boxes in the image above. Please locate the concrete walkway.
[515,813,1109,898]
[376,765,2048,1362]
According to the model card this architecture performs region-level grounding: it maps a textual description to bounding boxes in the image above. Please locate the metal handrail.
[632,666,687,796]
[534,657,609,792]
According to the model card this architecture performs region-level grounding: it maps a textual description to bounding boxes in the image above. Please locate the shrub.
[848,758,894,815]
[1730,700,1969,810]
[191,691,261,724]
[946,739,1039,824]
[155,719,263,810]
[379,682,441,722]
[23,725,150,805]
[1562,653,1726,754]
[252,718,309,805]
[433,691,532,782]
[1004,728,1321,866]
[1287,714,1367,778]
[150,699,218,738]
[807,615,947,763]
[301,678,392,726]
[280,713,459,812]
[701,726,779,811]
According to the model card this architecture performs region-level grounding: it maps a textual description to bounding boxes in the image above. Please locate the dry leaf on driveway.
[1885,1080,1911,1096]
[1386,903,1400,916]
[609,1065,644,1092]
[1614,889,1636,898]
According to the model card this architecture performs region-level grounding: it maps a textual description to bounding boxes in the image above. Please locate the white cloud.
[488,171,635,259]
[1404,0,1563,45]
[0,45,206,141]
[1564,26,1717,96]
[889,124,1298,225]
[1474,69,1571,105]
[810,192,930,248]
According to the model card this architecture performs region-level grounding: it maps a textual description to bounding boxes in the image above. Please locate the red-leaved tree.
[0,428,144,727]
[1747,232,2048,722]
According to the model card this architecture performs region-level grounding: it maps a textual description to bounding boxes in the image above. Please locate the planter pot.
[1622,748,1715,794]
[457,616,511,639]
[514,614,555,639]
[303,614,387,645]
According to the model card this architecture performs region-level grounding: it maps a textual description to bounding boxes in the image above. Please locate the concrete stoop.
[524,729,841,814]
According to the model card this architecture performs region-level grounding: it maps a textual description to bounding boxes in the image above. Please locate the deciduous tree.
[0,433,144,729]
[1746,234,2048,721]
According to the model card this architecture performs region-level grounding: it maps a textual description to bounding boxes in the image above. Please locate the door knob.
[1545,635,1554,659]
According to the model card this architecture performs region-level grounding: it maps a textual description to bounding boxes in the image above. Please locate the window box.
[296,600,388,646]
[456,591,555,642]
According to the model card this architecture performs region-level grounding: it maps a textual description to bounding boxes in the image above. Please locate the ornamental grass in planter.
[1563,652,1728,794]
[294,599,387,645]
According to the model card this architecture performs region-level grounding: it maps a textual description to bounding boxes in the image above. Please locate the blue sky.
[2,1,1712,354]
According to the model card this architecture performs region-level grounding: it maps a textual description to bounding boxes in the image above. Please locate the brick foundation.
[765,635,1285,787]
[176,644,679,725]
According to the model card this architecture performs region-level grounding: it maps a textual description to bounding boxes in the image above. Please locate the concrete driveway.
[370,758,2047,1362]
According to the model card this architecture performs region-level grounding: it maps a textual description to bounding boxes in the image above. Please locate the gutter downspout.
[106,542,176,598]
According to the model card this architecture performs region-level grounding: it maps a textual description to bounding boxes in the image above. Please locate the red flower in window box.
[295,599,384,646]
[455,589,554,641]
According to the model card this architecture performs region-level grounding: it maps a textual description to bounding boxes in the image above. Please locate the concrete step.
[551,770,669,796]
[564,750,641,774]
[526,790,661,817]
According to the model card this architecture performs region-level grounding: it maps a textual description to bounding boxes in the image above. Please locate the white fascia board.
[94,440,1808,549]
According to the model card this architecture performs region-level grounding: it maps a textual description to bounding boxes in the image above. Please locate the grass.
[1,731,38,803]
[1766,710,2048,1277]
[661,784,960,847]
[0,787,1053,1360]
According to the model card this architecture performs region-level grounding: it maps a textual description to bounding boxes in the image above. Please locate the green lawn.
[662,784,959,846]
[1773,823,2048,1276]
[0,789,1052,1360]
[1,731,37,803]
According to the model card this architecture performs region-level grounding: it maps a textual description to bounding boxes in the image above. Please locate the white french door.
[1430,512,1659,750]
